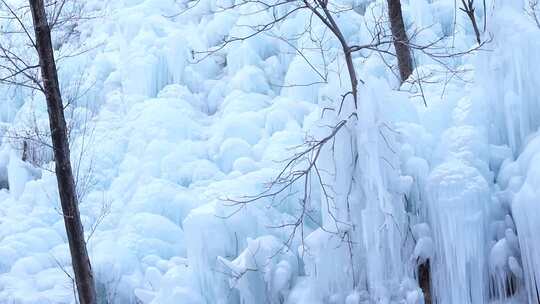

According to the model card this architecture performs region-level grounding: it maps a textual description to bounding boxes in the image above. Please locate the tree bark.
[387,0,413,83]
[28,1,97,303]
[419,261,431,304]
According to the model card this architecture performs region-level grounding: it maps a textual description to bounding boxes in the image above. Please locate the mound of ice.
[426,159,490,304]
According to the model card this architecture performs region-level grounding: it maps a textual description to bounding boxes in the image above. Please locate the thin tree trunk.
[28,1,97,303]
[419,261,432,304]
[387,0,413,83]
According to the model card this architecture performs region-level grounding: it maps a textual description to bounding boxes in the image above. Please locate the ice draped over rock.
[0,0,538,303]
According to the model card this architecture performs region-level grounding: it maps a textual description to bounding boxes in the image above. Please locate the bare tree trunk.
[28,1,97,303]
[387,0,413,83]
[419,261,432,304]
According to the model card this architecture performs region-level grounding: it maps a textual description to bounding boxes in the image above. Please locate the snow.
[0,0,538,303]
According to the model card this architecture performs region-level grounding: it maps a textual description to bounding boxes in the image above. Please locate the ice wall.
[476,3,540,155]
[497,134,540,303]
[0,0,539,303]
[427,160,490,303]
[474,3,540,303]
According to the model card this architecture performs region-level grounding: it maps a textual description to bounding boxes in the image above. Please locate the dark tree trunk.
[419,261,432,304]
[387,0,413,83]
[28,1,97,303]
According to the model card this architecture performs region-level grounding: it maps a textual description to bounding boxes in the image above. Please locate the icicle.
[426,159,490,304]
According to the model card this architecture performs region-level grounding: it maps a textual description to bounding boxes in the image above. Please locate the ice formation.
[0,0,538,303]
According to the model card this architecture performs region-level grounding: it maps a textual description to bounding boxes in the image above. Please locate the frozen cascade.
[299,76,420,303]
[426,160,490,304]
[478,2,540,303]
[513,181,540,304]
[497,134,540,303]
[476,3,540,155]
[0,0,539,303]
[356,79,412,302]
